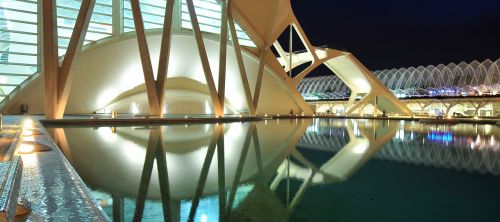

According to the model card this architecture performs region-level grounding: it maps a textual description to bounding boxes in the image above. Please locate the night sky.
[290,0,500,71]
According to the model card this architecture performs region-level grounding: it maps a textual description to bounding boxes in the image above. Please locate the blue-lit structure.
[299,59,500,100]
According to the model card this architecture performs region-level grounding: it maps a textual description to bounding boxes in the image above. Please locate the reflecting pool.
[47,119,500,221]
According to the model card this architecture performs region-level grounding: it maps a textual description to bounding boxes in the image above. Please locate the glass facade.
[123,0,165,32]
[57,0,113,55]
[299,59,500,100]
[0,0,255,104]
[180,0,254,46]
[0,0,38,100]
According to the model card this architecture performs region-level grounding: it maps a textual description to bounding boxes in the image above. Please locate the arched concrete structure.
[1,33,309,116]
[230,0,412,116]
[0,0,411,117]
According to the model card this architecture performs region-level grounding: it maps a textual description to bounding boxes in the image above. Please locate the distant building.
[300,59,500,116]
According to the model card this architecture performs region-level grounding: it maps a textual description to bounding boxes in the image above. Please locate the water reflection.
[299,119,500,175]
[53,120,310,221]
[50,119,500,221]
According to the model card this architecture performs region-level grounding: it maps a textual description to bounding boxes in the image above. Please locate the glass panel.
[0,0,37,12]
[123,0,166,32]
[57,0,113,55]
[0,85,17,95]
[0,75,29,85]
[0,64,37,74]
[180,0,255,47]
[0,0,39,87]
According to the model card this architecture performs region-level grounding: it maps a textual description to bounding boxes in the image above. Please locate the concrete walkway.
[2,115,108,221]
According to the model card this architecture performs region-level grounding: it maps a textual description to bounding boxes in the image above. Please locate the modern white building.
[0,0,411,119]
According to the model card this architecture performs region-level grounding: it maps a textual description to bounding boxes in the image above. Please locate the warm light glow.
[22,130,33,136]
[23,119,34,129]
[204,100,212,114]
[97,89,119,109]
[122,142,147,165]
[97,127,117,143]
[23,136,35,142]
[18,144,35,154]
[131,102,139,114]
[352,144,369,154]
[473,116,479,120]
[20,153,38,167]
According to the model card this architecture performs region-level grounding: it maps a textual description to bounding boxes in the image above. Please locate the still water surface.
[49,119,500,221]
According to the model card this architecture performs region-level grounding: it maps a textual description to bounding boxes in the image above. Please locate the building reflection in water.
[299,119,500,176]
[51,119,500,221]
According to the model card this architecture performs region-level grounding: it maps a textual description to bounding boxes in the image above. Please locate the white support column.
[185,0,223,116]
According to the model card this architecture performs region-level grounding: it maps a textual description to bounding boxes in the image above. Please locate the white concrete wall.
[3,33,309,115]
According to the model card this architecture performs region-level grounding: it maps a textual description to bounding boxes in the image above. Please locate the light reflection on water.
[49,119,500,221]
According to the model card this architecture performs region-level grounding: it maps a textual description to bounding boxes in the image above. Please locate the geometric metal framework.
[0,0,253,114]
[299,58,500,100]
[4,0,413,118]
[229,0,411,115]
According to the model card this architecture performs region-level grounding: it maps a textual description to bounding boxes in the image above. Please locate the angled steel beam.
[155,130,173,222]
[112,195,124,222]
[133,128,161,220]
[227,4,255,114]
[185,0,223,116]
[253,48,268,110]
[56,0,96,119]
[226,123,254,213]
[252,0,281,112]
[217,126,226,221]
[130,0,162,116]
[41,0,58,119]
[156,0,175,115]
[217,0,229,115]
[188,125,222,221]
[252,125,264,180]
[112,0,123,36]
[288,25,293,78]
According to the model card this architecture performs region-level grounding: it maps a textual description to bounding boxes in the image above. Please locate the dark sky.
[290,0,500,71]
